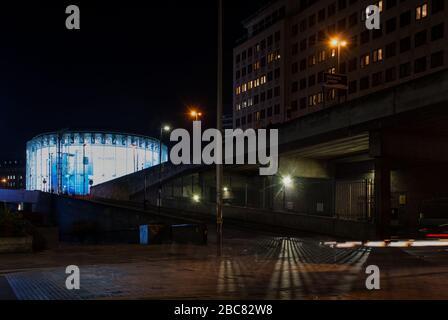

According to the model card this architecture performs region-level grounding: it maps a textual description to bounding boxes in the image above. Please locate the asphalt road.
[1,224,447,300]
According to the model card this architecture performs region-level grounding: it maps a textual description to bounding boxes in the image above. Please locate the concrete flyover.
[91,69,448,239]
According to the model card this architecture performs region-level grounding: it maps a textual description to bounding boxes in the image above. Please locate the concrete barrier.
[139,224,170,245]
[148,197,376,239]
[52,196,206,244]
[0,236,33,254]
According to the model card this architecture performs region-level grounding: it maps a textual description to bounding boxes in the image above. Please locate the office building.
[233,0,447,129]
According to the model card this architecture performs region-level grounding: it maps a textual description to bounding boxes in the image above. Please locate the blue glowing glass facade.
[26,131,168,195]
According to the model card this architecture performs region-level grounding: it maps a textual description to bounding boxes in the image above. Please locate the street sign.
[324,73,348,90]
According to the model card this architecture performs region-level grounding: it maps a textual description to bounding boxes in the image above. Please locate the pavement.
[0,276,15,300]
[1,224,448,300]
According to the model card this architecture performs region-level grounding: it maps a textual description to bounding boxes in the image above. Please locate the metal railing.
[335,179,374,222]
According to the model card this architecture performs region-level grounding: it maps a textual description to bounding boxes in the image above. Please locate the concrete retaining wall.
[0,189,52,214]
[0,236,33,254]
[155,197,376,240]
[52,196,204,243]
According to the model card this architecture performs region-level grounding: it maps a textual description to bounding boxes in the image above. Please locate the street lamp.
[193,194,201,203]
[158,124,171,213]
[190,110,203,121]
[329,37,348,73]
[281,175,293,210]
[282,175,293,188]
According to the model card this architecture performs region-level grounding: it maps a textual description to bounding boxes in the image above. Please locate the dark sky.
[0,0,271,159]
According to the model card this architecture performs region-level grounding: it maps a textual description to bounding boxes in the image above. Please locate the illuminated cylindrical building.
[26,131,168,195]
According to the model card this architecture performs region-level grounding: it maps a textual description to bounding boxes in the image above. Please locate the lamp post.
[82,143,87,195]
[282,175,293,210]
[1,178,7,189]
[328,37,348,104]
[48,154,53,193]
[329,37,348,73]
[158,125,171,213]
[216,0,224,257]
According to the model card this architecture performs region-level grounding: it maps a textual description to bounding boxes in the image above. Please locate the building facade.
[0,160,25,190]
[234,0,447,129]
[26,131,168,196]
[222,114,234,129]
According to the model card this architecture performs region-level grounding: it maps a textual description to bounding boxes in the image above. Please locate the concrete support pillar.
[374,158,391,239]
[262,177,266,209]
[181,176,184,198]
[244,182,248,207]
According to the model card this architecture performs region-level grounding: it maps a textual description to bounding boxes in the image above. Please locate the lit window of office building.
[0,160,25,190]
[233,0,447,129]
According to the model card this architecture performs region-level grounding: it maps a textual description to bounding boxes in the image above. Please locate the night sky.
[0,0,271,159]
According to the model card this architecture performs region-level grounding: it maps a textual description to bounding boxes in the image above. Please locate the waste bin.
[139,224,167,245]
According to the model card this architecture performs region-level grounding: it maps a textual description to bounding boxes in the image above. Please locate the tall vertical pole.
[337,44,341,73]
[57,132,62,194]
[48,155,52,193]
[337,44,341,103]
[216,0,224,257]
[158,127,163,214]
[374,157,391,239]
[144,174,147,210]
[133,145,137,173]
[283,186,286,210]
[83,143,86,195]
